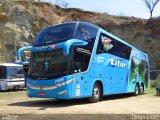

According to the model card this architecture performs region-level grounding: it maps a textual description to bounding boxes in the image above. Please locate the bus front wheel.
[89,83,101,103]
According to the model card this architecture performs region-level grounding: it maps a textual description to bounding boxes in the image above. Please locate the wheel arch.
[136,82,140,87]
[89,79,104,102]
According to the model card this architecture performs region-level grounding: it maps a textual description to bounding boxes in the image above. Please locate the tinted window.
[7,66,24,79]
[34,23,76,46]
[21,51,31,62]
[0,66,5,79]
[72,46,91,73]
[97,33,131,60]
[28,49,70,79]
[74,23,98,51]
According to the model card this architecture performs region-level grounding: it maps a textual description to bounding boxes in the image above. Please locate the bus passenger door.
[83,54,105,97]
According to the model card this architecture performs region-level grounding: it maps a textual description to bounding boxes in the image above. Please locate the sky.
[43,0,160,19]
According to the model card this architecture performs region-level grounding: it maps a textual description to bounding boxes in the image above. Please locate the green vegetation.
[150,79,157,87]
[151,80,160,87]
[148,87,156,95]
[155,78,160,88]
[150,76,160,87]
[150,77,160,96]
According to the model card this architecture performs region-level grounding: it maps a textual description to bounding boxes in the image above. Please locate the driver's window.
[72,46,90,73]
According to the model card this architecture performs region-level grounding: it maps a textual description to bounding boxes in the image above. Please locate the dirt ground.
[0,88,160,115]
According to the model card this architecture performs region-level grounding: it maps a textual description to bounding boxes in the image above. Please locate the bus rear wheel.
[133,84,139,96]
[89,83,101,103]
[139,84,144,95]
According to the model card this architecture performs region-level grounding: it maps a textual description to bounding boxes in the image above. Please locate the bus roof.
[0,63,23,67]
[45,21,99,31]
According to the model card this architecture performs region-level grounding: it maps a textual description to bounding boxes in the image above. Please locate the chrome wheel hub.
[93,87,99,99]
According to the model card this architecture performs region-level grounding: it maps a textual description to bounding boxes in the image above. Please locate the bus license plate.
[38,92,46,96]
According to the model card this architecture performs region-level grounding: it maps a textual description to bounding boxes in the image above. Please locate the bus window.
[21,51,31,62]
[72,46,91,73]
[0,66,5,79]
[6,66,24,79]
[74,23,98,52]
[97,33,131,60]
[96,34,113,54]
[29,49,70,79]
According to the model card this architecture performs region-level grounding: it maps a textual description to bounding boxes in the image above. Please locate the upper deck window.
[97,33,131,60]
[74,23,98,49]
[34,23,76,46]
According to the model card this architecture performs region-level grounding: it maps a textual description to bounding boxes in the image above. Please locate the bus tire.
[13,86,20,91]
[133,84,139,96]
[139,84,144,95]
[89,83,101,103]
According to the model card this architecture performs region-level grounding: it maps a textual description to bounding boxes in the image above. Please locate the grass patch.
[150,79,157,87]
[148,87,156,95]
[0,89,27,99]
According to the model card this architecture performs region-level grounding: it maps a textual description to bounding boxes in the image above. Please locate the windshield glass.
[73,23,98,51]
[34,23,76,46]
[28,49,70,79]
[7,66,24,79]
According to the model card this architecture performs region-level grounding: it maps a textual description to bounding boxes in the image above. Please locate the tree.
[63,1,69,8]
[143,0,160,18]
[55,0,69,8]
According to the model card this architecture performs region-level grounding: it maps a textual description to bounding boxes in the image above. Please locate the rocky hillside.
[0,0,160,72]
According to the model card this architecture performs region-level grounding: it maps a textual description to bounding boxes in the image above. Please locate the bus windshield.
[28,49,70,79]
[34,23,76,46]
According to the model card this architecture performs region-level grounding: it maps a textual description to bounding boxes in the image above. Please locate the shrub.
[150,80,157,87]
[155,77,160,88]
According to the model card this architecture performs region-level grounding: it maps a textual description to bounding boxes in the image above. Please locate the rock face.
[0,1,159,75]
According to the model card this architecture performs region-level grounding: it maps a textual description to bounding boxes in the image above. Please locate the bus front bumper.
[26,77,76,99]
